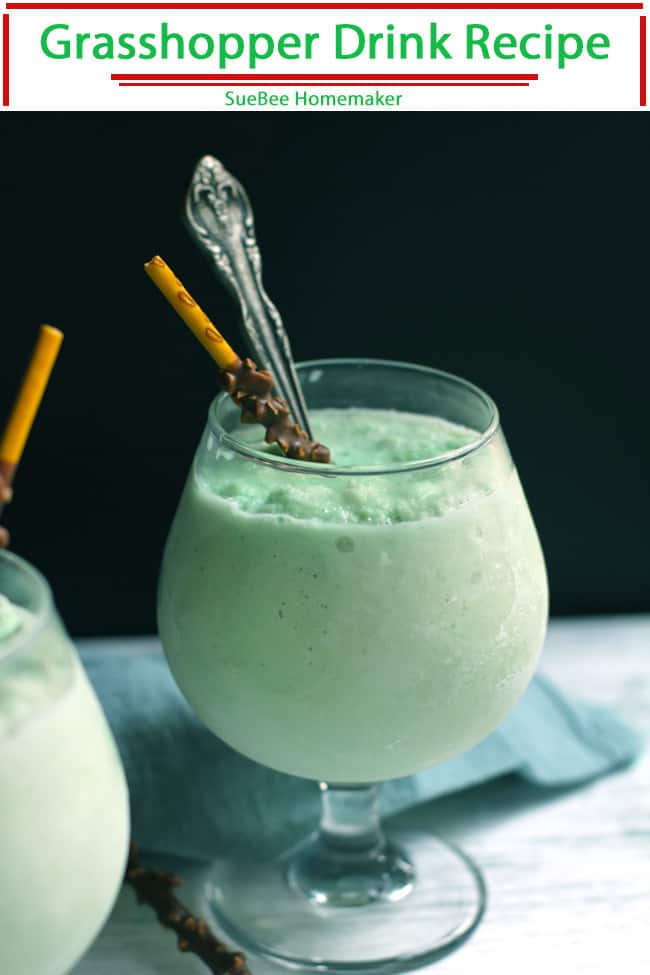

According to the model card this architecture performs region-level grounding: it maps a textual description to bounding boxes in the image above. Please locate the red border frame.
[641,14,647,103]
[2,13,8,106]
[1,3,647,107]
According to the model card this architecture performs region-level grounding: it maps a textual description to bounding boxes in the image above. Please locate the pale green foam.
[235,408,477,467]
[203,408,480,525]
[0,594,24,641]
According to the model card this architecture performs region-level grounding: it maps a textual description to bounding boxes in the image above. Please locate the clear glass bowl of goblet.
[158,359,548,972]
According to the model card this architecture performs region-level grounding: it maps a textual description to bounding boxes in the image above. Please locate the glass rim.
[0,549,53,663]
[207,358,501,476]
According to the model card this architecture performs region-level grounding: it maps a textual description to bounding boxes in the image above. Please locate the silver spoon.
[185,155,314,439]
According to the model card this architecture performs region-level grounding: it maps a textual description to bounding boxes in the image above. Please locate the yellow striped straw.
[0,325,63,480]
[144,256,241,372]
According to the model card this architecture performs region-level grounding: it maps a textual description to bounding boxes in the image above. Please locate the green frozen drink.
[157,358,548,969]
[160,400,546,782]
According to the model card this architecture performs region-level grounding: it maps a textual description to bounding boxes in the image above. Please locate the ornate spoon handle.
[185,155,313,439]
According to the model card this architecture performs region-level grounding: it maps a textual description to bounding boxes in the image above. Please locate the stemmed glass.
[0,550,130,975]
[158,359,548,971]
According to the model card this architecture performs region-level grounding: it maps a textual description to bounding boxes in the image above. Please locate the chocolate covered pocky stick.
[0,326,63,546]
[144,256,330,463]
[126,845,251,975]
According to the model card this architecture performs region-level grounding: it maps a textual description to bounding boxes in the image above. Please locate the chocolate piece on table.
[125,845,252,975]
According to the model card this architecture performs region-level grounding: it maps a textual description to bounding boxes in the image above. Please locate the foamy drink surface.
[159,407,548,782]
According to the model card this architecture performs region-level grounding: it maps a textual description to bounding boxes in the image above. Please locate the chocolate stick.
[144,256,330,464]
[221,356,331,463]
[0,462,12,548]
[125,845,252,975]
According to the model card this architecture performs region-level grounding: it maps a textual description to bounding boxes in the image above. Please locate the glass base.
[205,828,486,972]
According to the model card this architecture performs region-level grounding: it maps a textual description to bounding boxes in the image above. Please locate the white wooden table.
[73,616,650,975]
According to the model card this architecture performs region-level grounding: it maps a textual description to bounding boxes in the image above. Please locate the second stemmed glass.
[0,551,130,975]
[158,359,548,971]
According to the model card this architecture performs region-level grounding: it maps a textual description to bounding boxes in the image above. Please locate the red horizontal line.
[6,3,646,9]
[118,79,530,84]
[112,71,538,78]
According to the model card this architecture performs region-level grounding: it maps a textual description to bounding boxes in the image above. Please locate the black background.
[0,112,648,635]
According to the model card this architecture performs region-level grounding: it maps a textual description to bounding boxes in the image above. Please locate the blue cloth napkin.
[81,642,642,861]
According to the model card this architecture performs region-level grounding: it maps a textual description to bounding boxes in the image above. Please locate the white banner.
[1,3,647,110]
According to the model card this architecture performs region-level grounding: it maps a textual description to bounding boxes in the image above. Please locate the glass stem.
[287,782,415,907]
[318,782,385,858]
